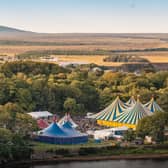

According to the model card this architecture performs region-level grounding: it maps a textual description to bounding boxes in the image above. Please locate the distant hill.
[1,25,168,51]
[0,25,36,37]
[1,25,168,38]
[0,25,26,32]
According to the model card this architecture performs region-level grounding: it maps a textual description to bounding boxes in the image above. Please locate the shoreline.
[2,153,168,167]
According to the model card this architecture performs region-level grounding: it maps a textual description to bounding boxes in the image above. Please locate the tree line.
[16,48,168,59]
[0,61,167,115]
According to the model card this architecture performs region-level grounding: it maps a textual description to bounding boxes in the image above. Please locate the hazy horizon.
[1,0,168,33]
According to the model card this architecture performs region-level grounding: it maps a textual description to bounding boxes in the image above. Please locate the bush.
[0,131,32,162]
[78,147,98,156]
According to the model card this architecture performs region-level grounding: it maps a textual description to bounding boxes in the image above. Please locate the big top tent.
[144,97,163,113]
[35,121,88,145]
[88,96,128,127]
[125,96,136,107]
[113,99,153,129]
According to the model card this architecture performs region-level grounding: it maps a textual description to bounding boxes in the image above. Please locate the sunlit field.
[0,34,168,65]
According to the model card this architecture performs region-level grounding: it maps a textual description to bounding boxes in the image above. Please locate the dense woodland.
[0,61,167,115]
[103,55,149,63]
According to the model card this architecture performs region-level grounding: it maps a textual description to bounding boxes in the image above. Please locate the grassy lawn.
[32,139,116,152]
[32,139,168,156]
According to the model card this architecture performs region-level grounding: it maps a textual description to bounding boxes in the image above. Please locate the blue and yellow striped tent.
[89,96,128,127]
[88,96,163,129]
[125,96,136,106]
[113,99,152,129]
[144,97,163,113]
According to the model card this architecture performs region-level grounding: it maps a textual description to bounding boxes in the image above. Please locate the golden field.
[0,33,168,65]
[56,55,122,66]
[55,55,168,66]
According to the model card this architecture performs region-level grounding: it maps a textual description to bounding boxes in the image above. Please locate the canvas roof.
[28,111,53,119]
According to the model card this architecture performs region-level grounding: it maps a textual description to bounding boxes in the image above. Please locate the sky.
[0,0,168,33]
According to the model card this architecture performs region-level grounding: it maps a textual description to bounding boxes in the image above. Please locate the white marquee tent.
[27,111,53,119]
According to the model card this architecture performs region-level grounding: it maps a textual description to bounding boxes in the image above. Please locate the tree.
[0,103,22,130]
[147,71,168,89]
[0,109,10,128]
[0,128,32,162]
[64,98,77,113]
[16,88,35,111]
[136,112,168,143]
[102,72,123,86]
[0,103,37,135]
[77,82,100,112]
[123,129,136,142]
[0,128,13,160]
[157,88,168,112]
[0,128,12,143]
[99,87,113,109]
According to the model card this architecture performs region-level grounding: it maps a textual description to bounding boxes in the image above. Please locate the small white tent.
[27,111,53,119]
[93,126,128,140]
